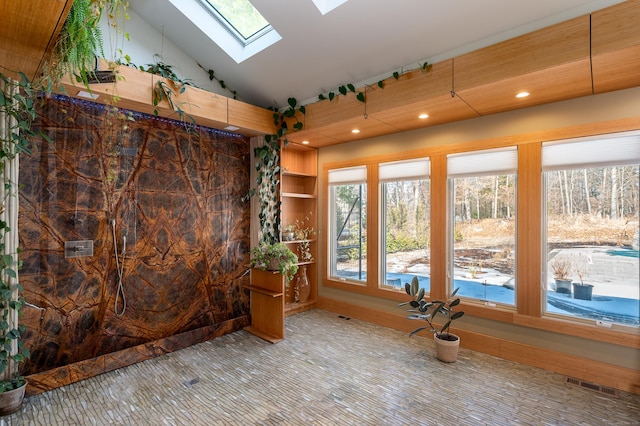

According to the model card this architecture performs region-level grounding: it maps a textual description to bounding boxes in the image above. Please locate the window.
[448,148,517,305]
[176,0,281,63]
[202,0,269,42]
[379,158,430,291]
[328,166,367,283]
[543,132,640,327]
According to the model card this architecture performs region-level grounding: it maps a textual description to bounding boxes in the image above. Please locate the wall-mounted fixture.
[64,240,94,258]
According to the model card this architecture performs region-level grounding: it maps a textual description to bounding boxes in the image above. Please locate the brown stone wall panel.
[19,95,250,376]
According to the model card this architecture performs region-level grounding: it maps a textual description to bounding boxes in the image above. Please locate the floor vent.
[565,376,619,397]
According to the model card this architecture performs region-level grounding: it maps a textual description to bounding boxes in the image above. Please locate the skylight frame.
[198,0,271,46]
[171,0,281,64]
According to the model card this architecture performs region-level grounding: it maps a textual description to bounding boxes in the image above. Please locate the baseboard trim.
[317,298,640,395]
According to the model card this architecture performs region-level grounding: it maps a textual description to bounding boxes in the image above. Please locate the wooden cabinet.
[244,268,285,343]
[281,143,318,315]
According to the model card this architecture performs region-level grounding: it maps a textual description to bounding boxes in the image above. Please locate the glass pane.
[205,0,269,40]
[452,175,516,305]
[381,179,430,291]
[330,183,367,282]
[545,165,639,327]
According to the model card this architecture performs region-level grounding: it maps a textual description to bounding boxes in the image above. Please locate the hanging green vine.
[317,61,432,104]
[199,64,239,100]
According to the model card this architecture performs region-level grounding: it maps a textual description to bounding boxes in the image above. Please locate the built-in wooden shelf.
[245,269,285,343]
[282,192,317,199]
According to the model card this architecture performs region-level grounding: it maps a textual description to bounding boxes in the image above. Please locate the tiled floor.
[3,309,639,425]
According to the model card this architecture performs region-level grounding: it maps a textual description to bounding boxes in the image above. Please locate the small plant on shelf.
[293,212,316,262]
[250,242,298,283]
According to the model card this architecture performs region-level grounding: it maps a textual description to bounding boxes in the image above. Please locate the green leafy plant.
[0,72,45,393]
[250,242,299,282]
[399,276,465,339]
[45,0,105,87]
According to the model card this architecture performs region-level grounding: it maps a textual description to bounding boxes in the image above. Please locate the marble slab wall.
[19,95,251,376]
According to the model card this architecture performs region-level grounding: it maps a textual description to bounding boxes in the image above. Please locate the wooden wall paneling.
[0,0,71,80]
[366,163,379,289]
[429,154,448,301]
[592,1,640,94]
[456,59,593,115]
[61,64,275,136]
[304,92,364,129]
[516,143,542,317]
[365,60,454,114]
[453,15,591,90]
[370,94,478,132]
[592,46,640,93]
[287,129,340,147]
[591,0,640,54]
[227,98,276,135]
[310,115,398,147]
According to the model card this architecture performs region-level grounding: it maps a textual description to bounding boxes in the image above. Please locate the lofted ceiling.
[0,0,638,147]
[126,0,626,109]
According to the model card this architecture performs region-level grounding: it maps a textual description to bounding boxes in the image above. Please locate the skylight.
[311,0,349,15]
[173,0,280,63]
[202,0,270,42]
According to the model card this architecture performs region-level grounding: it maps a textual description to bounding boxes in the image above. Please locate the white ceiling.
[127,0,624,109]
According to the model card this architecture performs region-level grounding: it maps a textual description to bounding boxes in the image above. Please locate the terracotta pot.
[0,381,27,415]
[434,333,460,363]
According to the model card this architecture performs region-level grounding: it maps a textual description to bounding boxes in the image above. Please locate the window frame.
[321,125,640,343]
[540,131,640,326]
[378,158,431,292]
[446,147,518,308]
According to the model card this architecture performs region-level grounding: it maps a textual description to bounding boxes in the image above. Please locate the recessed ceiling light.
[418,113,429,119]
[302,140,310,145]
[516,91,530,98]
[352,129,360,134]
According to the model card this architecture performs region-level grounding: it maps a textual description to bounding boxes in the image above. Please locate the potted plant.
[292,211,316,263]
[399,276,465,363]
[283,224,296,241]
[549,255,572,294]
[572,253,594,300]
[250,242,299,283]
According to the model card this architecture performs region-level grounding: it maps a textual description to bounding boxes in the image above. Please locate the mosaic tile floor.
[3,309,639,425]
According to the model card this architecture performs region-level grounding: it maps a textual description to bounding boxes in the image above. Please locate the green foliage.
[250,242,299,282]
[398,276,465,338]
[47,0,105,87]
[0,72,41,390]
[202,66,239,99]
[317,62,431,103]
[454,226,463,242]
[385,232,422,254]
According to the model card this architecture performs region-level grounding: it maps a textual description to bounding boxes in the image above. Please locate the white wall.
[98,6,227,98]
